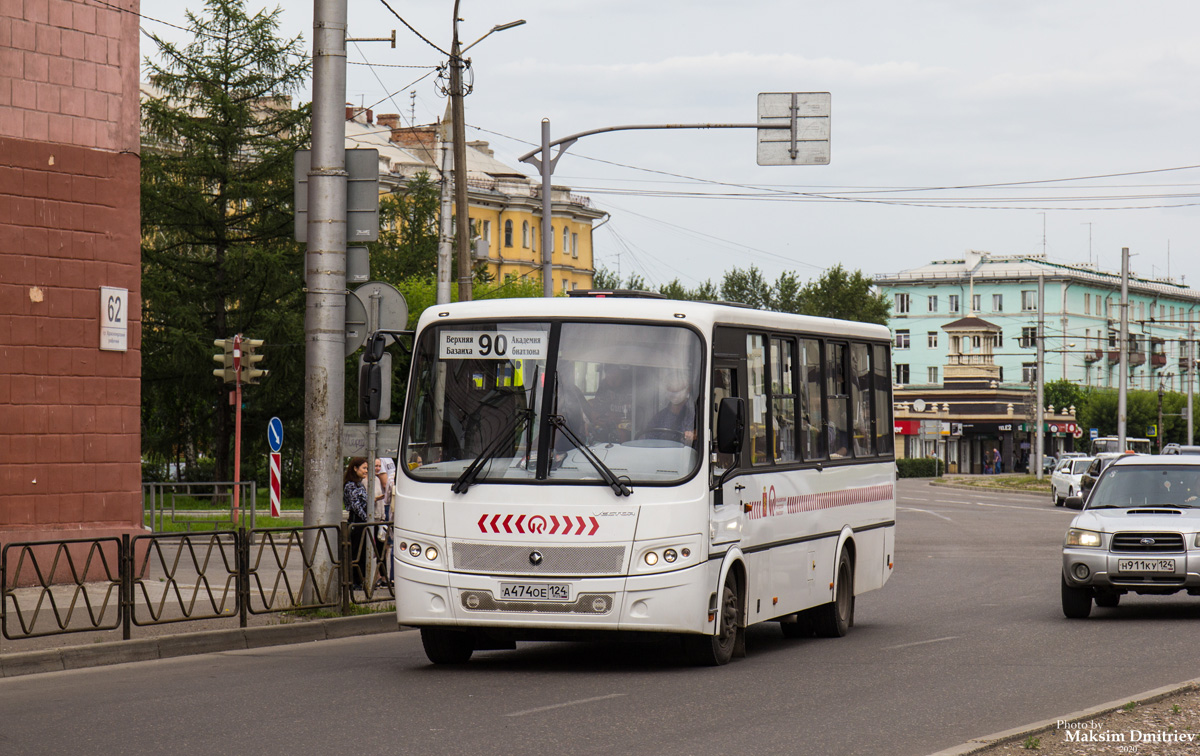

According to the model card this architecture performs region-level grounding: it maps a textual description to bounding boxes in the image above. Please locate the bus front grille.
[460,591,614,615]
[451,542,626,575]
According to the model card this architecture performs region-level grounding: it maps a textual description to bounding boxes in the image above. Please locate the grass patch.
[144,513,305,532]
[940,475,1051,493]
[285,603,395,620]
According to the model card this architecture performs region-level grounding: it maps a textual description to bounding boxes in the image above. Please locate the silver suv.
[1061,455,1200,618]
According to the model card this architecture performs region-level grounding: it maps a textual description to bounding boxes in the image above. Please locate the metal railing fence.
[142,481,259,533]
[1,521,393,642]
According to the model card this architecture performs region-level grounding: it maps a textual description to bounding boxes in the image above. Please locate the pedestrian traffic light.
[240,338,268,384]
[212,338,237,383]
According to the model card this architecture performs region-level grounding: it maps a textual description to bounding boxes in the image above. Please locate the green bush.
[897,458,944,478]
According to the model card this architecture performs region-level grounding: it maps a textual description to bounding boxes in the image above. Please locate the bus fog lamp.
[409,543,422,557]
[663,549,678,563]
[644,552,659,566]
[1072,563,1090,580]
[425,546,439,561]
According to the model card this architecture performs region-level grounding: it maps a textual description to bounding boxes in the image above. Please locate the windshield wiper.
[451,409,533,494]
[548,415,632,497]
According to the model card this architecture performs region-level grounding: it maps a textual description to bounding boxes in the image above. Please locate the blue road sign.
[268,417,283,452]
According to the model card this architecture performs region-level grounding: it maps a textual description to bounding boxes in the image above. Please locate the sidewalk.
[0,598,403,678]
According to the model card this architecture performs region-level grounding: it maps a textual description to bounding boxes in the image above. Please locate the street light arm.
[461,18,525,54]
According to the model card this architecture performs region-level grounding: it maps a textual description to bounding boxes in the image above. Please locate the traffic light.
[240,338,267,384]
[213,338,237,383]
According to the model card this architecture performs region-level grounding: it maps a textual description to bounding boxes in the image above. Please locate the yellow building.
[347,107,606,293]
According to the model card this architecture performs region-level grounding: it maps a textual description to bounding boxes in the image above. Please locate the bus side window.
[850,343,874,457]
[826,343,850,459]
[800,339,825,460]
[873,343,894,455]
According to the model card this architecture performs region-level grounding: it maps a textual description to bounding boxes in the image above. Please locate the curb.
[926,678,1200,755]
[0,613,404,679]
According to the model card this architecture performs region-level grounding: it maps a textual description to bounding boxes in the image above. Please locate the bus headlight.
[635,536,702,574]
[409,543,422,557]
[425,546,439,561]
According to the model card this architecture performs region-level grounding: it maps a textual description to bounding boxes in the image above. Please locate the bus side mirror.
[717,397,744,455]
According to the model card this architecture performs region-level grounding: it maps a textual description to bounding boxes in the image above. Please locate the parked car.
[1061,455,1200,618]
[1050,456,1094,507]
[1163,444,1200,455]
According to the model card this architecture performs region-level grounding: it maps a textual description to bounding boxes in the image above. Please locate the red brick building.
[0,0,142,545]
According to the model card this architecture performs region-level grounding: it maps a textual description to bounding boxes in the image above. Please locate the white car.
[1061,455,1200,618]
[1050,456,1094,507]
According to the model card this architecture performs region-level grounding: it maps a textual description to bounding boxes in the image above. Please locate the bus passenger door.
[711,363,745,547]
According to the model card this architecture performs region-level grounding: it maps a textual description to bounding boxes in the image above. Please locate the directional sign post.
[268,417,283,517]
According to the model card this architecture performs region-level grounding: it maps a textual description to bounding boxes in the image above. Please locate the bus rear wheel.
[814,550,854,638]
[683,575,740,666]
[420,627,474,664]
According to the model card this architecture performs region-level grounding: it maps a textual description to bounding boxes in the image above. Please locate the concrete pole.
[1189,326,1195,445]
[304,0,348,599]
[1035,274,1045,480]
[1118,248,1129,450]
[450,1,473,302]
[436,125,453,304]
[540,119,553,297]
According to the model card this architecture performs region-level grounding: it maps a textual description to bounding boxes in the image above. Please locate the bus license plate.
[1118,559,1175,573]
[499,583,569,601]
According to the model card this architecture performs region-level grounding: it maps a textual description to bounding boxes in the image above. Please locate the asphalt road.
[4,479,1200,756]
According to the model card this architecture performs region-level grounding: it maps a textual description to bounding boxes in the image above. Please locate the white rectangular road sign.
[342,423,402,458]
[757,92,831,166]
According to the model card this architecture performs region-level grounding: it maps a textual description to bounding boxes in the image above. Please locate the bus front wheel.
[683,574,740,666]
[420,627,474,664]
[814,550,854,638]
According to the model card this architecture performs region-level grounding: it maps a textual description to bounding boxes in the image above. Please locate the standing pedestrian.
[342,457,369,590]
[993,447,1002,474]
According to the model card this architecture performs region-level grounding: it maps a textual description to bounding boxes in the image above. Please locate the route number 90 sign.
[439,331,547,360]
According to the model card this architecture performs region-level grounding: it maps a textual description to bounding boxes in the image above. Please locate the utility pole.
[436,120,453,304]
[1035,274,1045,480]
[450,0,472,303]
[540,119,553,297]
[1190,326,1196,445]
[304,0,348,599]
[1158,381,1165,453]
[1118,247,1129,451]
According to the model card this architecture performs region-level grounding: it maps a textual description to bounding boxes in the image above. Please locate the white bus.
[394,292,896,665]
[1089,436,1152,456]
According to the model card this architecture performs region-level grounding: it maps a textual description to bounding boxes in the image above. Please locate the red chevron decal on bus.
[476,514,600,536]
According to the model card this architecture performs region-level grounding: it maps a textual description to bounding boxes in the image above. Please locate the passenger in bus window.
[643,373,697,444]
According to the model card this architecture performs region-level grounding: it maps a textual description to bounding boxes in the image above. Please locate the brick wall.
[0,0,142,544]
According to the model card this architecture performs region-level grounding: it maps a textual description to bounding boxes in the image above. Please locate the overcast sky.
[142,1,1200,291]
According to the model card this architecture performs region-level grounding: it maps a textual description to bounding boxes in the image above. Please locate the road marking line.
[899,507,954,522]
[885,636,958,650]
[506,693,627,717]
[974,501,1066,514]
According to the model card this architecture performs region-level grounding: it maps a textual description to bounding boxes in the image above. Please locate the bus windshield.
[403,320,704,487]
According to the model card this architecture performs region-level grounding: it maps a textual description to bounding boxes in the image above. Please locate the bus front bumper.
[394,558,718,635]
